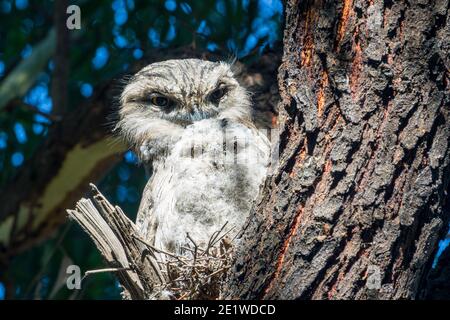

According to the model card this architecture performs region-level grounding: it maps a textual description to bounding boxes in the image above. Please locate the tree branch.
[67,184,166,299]
[51,0,69,116]
[0,29,56,111]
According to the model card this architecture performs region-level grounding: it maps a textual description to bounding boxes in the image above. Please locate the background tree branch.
[0,29,55,111]
[51,0,69,116]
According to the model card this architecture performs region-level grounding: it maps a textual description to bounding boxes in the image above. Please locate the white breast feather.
[138,118,270,254]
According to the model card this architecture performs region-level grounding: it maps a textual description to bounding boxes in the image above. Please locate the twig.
[210,226,236,249]
[82,267,131,282]
[205,221,228,255]
[132,233,188,265]
[186,232,198,266]
[205,266,231,280]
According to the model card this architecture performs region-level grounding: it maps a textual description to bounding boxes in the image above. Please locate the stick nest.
[151,223,235,300]
[68,184,237,300]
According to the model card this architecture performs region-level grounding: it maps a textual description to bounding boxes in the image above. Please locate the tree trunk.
[224,0,449,299]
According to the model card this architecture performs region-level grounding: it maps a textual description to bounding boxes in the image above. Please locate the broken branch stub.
[67,183,165,299]
[67,183,234,300]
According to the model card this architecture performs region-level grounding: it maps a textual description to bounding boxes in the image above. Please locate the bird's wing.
[136,160,176,248]
[135,176,158,245]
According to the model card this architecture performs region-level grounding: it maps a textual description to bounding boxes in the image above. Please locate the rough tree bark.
[224,0,449,299]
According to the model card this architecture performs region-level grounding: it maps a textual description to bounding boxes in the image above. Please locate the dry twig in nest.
[150,223,235,300]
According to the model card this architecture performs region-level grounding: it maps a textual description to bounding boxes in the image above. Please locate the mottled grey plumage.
[116,59,269,255]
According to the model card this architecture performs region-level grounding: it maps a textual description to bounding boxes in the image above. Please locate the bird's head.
[116,59,252,155]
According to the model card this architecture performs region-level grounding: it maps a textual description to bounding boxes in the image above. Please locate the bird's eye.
[210,87,227,102]
[150,95,171,107]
